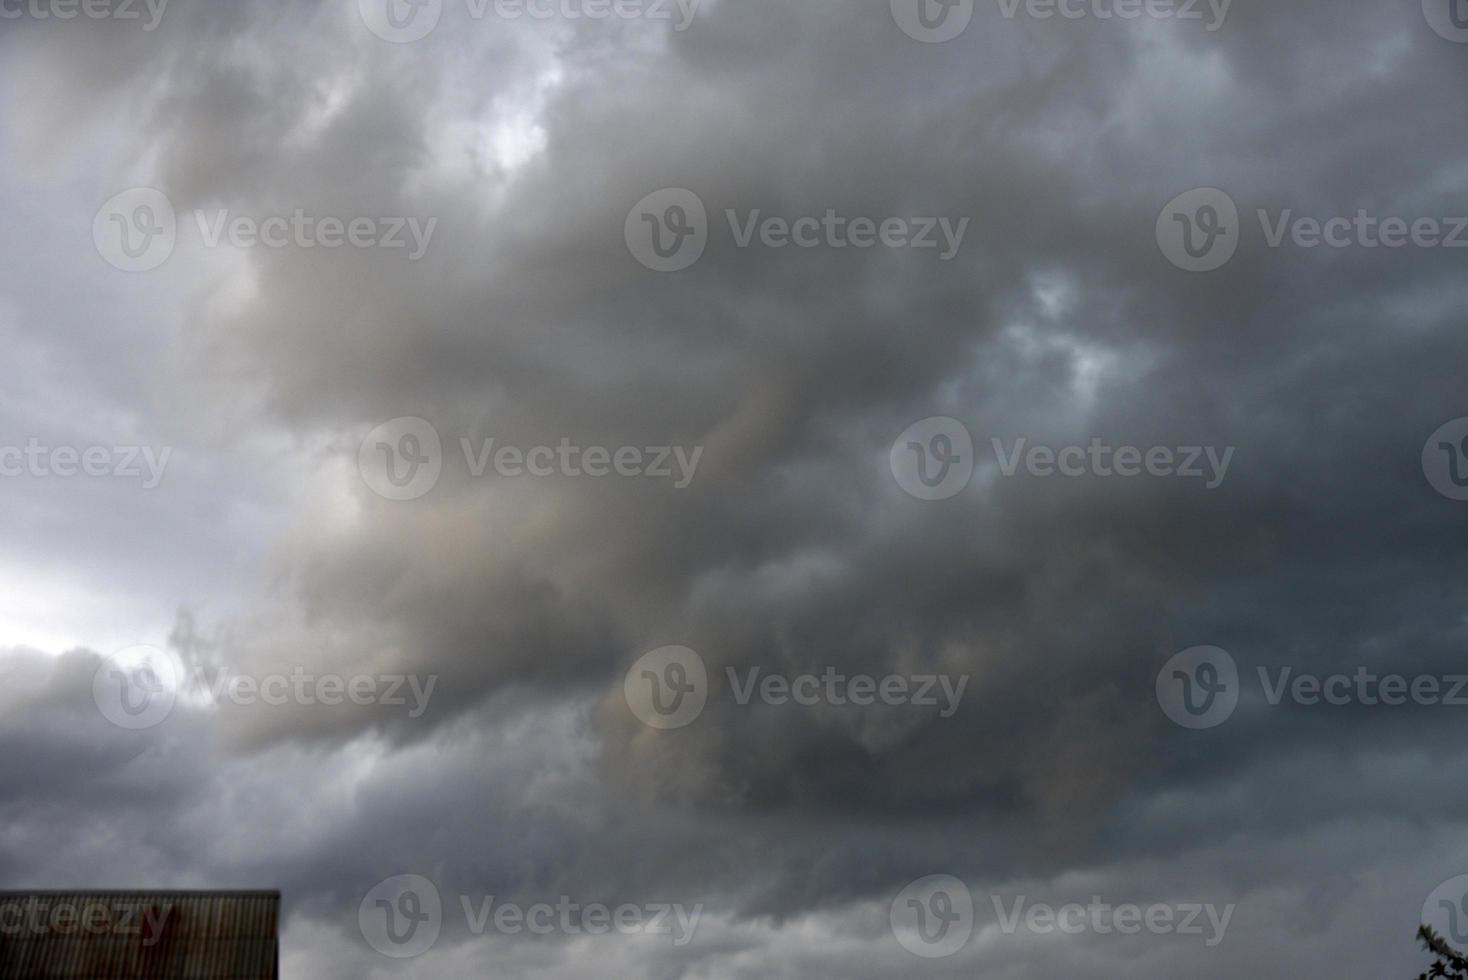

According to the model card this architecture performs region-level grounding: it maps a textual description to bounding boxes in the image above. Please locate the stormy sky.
[1,0,1467,976]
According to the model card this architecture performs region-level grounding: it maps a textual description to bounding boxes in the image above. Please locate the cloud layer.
[2,0,1467,976]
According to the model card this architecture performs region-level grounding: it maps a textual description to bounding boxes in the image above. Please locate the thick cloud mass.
[1,0,1467,976]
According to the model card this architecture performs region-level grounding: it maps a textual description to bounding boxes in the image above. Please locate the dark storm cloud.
[2,647,1464,980]
[2,0,1467,976]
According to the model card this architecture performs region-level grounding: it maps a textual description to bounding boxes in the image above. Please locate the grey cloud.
[1,0,1466,976]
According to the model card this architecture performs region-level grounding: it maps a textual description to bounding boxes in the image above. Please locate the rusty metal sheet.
[0,891,279,979]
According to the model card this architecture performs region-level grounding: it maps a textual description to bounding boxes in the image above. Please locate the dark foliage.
[1417,926,1468,980]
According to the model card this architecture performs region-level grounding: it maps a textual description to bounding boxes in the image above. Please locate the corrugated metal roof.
[0,891,279,980]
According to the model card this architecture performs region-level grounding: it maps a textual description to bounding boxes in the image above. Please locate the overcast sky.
[2,0,1467,977]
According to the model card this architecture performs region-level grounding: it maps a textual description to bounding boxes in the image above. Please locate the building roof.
[0,891,279,980]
